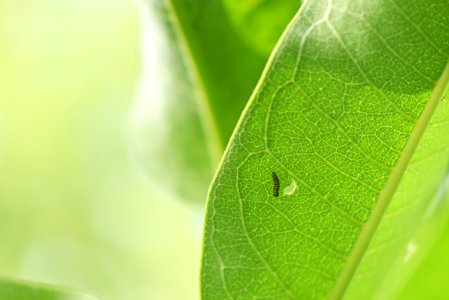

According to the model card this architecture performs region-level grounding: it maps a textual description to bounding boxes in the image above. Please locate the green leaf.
[396,182,449,299]
[222,0,301,55]
[132,0,299,203]
[201,0,449,298]
[0,277,96,300]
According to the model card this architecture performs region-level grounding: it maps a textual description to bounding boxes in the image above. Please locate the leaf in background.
[131,0,300,203]
[397,186,449,299]
[201,0,449,298]
[222,0,300,55]
[0,277,96,300]
[396,178,449,300]
[132,0,214,204]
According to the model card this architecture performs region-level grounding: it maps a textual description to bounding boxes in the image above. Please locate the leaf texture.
[201,0,449,298]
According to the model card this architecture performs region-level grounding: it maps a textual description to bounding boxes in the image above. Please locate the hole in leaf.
[283,179,298,196]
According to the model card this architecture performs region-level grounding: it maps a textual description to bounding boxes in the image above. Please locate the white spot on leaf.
[283,179,299,196]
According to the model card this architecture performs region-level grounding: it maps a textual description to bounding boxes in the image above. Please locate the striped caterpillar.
[271,172,280,197]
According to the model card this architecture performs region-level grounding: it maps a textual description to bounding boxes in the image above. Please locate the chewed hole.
[283,179,299,196]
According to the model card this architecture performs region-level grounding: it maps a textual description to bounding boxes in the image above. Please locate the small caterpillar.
[271,172,280,197]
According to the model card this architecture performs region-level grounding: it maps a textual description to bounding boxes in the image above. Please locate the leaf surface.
[201,0,449,298]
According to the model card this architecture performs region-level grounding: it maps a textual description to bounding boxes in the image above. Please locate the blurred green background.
[0,0,448,299]
[0,0,199,299]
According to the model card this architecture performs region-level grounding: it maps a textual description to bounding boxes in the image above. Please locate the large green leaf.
[201,0,449,298]
[132,0,299,203]
[0,277,96,300]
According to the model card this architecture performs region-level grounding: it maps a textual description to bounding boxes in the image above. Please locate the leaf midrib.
[329,59,449,300]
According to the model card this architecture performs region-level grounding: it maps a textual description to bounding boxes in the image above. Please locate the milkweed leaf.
[201,0,449,298]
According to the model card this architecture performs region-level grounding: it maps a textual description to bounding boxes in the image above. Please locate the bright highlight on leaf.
[201,0,449,299]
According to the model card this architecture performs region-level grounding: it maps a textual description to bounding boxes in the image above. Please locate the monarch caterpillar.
[271,172,280,197]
